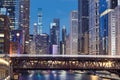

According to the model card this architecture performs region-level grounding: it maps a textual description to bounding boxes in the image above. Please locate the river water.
[18,70,110,80]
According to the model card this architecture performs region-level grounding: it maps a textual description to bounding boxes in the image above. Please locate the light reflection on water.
[19,70,104,80]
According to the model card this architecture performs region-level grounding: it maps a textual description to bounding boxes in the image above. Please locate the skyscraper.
[108,5,120,55]
[115,5,120,55]
[10,29,23,54]
[50,18,60,54]
[0,0,16,30]
[35,34,49,54]
[99,0,108,55]
[99,0,118,55]
[108,9,116,55]
[89,0,99,55]
[53,18,60,53]
[66,34,70,55]
[0,15,10,54]
[37,8,43,34]
[78,0,89,55]
[62,25,66,55]
[29,34,36,54]
[70,11,78,55]
[19,0,30,53]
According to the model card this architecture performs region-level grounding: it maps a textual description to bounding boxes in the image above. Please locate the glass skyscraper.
[99,0,118,55]
[50,18,60,54]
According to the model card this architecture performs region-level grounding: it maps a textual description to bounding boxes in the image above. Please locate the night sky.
[30,0,77,35]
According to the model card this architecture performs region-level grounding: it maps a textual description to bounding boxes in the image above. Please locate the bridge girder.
[11,56,120,71]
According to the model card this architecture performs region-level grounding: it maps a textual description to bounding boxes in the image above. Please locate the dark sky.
[30,0,77,35]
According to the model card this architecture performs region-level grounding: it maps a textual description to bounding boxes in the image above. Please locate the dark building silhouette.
[109,0,118,9]
[61,26,66,54]
[78,0,89,54]
[50,18,60,54]
[0,15,10,54]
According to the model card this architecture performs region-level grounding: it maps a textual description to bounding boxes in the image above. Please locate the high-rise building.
[50,23,57,45]
[33,23,37,40]
[115,6,120,55]
[62,25,66,55]
[0,0,30,54]
[35,34,49,54]
[108,5,120,55]
[53,18,60,54]
[66,34,70,55]
[0,15,10,54]
[60,41,63,54]
[0,0,16,30]
[99,0,118,55]
[19,0,30,53]
[70,11,78,55]
[29,23,37,54]
[50,18,60,54]
[29,34,36,54]
[89,0,99,55]
[78,0,89,55]
[37,8,43,34]
[108,9,116,55]
[10,29,24,54]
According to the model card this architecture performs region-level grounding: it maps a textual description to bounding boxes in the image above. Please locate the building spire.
[38,8,43,34]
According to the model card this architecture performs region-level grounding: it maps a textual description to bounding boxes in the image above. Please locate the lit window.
[0,34,4,37]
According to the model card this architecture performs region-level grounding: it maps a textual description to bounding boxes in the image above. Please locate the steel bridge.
[1,54,120,79]
[10,55,120,74]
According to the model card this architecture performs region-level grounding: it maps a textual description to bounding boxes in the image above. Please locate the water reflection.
[19,70,108,80]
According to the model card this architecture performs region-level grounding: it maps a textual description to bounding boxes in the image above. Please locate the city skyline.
[30,0,77,35]
[0,0,120,55]
[1,0,120,79]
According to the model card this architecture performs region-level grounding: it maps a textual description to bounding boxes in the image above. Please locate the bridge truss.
[10,55,120,74]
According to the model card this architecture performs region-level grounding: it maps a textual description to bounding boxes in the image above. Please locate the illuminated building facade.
[35,34,49,54]
[29,35,36,54]
[108,5,120,55]
[89,0,99,55]
[19,0,30,53]
[115,6,120,55]
[70,11,78,55]
[66,35,70,55]
[0,15,10,54]
[37,8,43,34]
[108,10,116,55]
[0,0,16,30]
[10,29,23,54]
[99,0,118,55]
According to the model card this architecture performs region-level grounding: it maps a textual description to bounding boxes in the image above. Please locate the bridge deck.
[9,54,120,72]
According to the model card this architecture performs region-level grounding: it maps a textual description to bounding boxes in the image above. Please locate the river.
[18,70,110,80]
